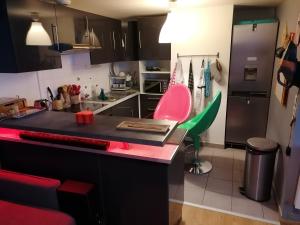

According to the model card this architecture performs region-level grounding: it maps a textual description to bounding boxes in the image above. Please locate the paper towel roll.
[294,175,300,209]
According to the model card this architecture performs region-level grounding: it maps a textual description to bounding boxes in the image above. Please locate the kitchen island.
[0,111,186,225]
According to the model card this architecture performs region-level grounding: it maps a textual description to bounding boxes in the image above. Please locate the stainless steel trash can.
[243,137,278,201]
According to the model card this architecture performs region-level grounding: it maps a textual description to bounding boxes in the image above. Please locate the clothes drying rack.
[177,52,220,58]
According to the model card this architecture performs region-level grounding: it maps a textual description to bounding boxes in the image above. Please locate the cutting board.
[117,121,170,134]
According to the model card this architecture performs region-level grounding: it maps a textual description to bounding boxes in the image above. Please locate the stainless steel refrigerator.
[225,22,278,146]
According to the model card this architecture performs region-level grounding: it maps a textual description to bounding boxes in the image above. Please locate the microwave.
[144,79,169,94]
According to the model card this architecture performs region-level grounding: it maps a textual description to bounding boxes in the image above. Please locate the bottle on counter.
[99,88,108,101]
[91,84,100,99]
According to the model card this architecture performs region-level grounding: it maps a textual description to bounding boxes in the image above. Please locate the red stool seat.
[57,180,97,225]
[58,180,94,195]
[0,200,75,225]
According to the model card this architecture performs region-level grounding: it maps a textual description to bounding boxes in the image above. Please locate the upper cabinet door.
[54,5,92,51]
[137,15,171,60]
[89,17,112,64]
[108,19,123,62]
[91,18,122,64]
[1,0,62,73]
[121,21,138,61]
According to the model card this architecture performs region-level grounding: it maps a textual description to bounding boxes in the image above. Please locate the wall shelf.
[138,60,171,94]
[141,71,170,74]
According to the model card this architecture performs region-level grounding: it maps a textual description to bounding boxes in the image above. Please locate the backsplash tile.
[0,53,112,105]
[0,71,40,105]
[38,53,111,101]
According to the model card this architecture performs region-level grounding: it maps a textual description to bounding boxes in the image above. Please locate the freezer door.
[229,23,278,96]
[225,96,270,144]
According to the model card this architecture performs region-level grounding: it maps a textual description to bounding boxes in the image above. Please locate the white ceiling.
[69,0,284,19]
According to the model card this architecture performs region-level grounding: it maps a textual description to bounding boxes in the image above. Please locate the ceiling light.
[26,13,52,46]
[159,0,177,43]
[159,11,176,43]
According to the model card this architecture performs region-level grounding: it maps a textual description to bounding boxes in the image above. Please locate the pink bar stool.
[154,84,192,124]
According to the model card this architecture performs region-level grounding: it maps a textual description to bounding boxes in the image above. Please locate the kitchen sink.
[61,102,108,113]
[87,90,138,102]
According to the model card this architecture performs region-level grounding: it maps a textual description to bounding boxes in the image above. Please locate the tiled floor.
[183,146,279,222]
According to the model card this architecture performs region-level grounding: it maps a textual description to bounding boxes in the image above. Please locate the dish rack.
[110,76,131,91]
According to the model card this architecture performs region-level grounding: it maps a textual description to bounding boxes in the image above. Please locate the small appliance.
[110,74,133,91]
[144,79,169,94]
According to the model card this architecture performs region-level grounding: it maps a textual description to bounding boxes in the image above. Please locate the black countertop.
[0,111,178,147]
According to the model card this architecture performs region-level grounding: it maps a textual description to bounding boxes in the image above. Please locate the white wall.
[171,5,234,145]
[0,53,138,105]
[266,0,300,219]
[0,71,40,105]
[38,53,111,101]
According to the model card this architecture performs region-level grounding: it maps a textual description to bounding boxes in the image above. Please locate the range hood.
[50,43,102,54]
[50,24,102,54]
[41,0,71,6]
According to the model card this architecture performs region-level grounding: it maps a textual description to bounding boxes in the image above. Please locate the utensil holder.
[71,95,80,105]
[52,100,64,111]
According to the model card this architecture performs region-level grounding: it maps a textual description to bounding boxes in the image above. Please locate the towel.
[175,58,185,84]
[204,60,211,97]
[169,62,177,88]
[169,59,185,88]
[195,60,205,114]
[188,60,194,93]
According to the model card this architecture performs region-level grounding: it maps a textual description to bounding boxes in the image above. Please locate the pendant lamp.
[26,13,52,46]
[159,0,177,43]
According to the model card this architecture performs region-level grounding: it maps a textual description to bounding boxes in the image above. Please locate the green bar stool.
[178,91,222,175]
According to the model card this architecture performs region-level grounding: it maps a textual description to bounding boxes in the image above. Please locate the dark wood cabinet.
[54,5,103,52]
[90,18,123,64]
[89,17,111,64]
[0,2,170,72]
[0,138,184,225]
[109,19,123,62]
[54,5,86,51]
[140,94,162,118]
[98,96,139,118]
[98,153,184,225]
[0,0,62,73]
[111,96,139,117]
[137,15,171,60]
[121,21,138,61]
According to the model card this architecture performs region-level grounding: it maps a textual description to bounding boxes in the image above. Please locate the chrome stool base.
[185,159,213,175]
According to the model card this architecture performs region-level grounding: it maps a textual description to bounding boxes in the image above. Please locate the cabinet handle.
[51,24,60,51]
[147,97,161,101]
[121,37,125,48]
[101,32,104,47]
[124,33,127,51]
[85,16,90,44]
[147,108,155,111]
[112,31,116,50]
[138,30,142,49]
